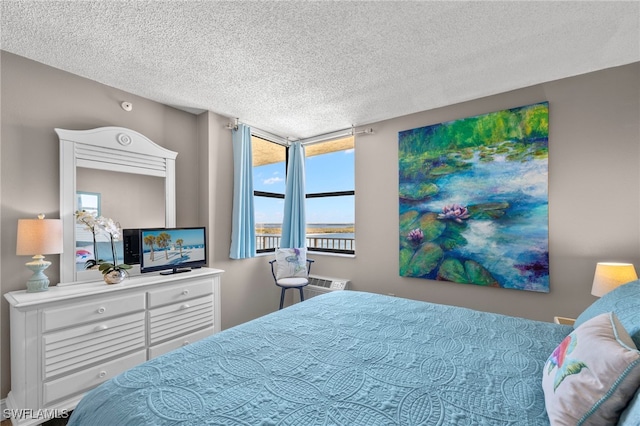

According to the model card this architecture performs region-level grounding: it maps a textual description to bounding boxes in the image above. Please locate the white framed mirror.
[57,127,178,284]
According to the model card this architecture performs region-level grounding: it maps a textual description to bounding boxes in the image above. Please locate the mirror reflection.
[75,168,165,272]
[58,126,178,284]
[77,191,100,216]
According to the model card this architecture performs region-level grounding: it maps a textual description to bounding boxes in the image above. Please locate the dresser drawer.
[148,326,214,359]
[42,293,146,332]
[147,277,213,308]
[44,311,146,379]
[149,294,214,345]
[43,350,146,405]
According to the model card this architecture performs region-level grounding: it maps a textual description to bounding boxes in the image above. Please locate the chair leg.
[279,287,286,310]
[299,287,305,302]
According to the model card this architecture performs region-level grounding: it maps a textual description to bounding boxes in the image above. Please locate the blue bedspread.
[68,291,570,425]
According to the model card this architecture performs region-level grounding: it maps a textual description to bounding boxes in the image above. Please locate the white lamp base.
[25,255,52,293]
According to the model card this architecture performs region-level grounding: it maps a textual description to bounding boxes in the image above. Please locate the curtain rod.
[297,127,353,146]
[225,118,289,145]
[297,126,374,146]
[225,118,374,146]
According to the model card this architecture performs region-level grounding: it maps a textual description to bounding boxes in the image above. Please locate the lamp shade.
[16,216,63,256]
[591,262,638,297]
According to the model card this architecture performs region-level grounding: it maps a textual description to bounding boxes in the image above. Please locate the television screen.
[139,227,207,275]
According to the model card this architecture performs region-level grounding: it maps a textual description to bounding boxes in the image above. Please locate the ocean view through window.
[253,135,355,254]
[256,222,355,252]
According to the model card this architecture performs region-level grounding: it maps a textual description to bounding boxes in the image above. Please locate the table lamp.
[591,262,638,297]
[16,214,63,292]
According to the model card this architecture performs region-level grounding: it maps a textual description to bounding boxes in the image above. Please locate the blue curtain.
[229,124,256,259]
[281,142,306,248]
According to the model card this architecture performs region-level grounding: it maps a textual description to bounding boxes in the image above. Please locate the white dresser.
[4,267,223,426]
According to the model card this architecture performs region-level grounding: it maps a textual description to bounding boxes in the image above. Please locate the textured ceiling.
[1,1,639,139]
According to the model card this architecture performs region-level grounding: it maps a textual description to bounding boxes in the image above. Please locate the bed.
[68,285,640,425]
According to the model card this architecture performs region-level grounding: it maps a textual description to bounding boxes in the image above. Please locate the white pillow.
[542,312,640,425]
[274,248,307,280]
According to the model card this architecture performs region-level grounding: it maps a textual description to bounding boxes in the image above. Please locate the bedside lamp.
[16,214,63,293]
[591,262,638,297]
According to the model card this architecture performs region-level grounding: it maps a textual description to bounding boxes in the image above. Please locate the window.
[305,137,355,254]
[252,136,287,253]
[252,135,355,254]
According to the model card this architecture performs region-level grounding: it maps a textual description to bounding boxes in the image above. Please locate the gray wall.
[0,51,202,398]
[204,62,640,330]
[1,49,639,400]
[320,63,640,320]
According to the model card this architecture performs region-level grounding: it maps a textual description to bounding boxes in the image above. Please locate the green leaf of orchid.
[98,263,115,274]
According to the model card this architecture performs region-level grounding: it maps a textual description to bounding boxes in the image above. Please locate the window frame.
[303,139,355,255]
[305,189,356,255]
[253,137,355,255]
[253,137,288,254]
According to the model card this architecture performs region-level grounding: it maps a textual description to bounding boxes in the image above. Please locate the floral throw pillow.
[542,312,640,425]
[274,248,307,280]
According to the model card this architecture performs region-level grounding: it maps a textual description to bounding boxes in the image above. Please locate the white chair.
[269,248,314,309]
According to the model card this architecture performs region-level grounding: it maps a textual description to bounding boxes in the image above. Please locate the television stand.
[160,267,192,275]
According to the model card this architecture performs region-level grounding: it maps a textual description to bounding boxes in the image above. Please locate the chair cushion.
[274,248,307,280]
[276,277,309,287]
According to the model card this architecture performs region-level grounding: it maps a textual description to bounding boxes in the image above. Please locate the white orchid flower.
[75,210,98,230]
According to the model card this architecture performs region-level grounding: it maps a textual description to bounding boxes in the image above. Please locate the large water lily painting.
[399,102,549,292]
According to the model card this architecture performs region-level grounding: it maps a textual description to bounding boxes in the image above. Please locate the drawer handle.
[182,289,190,296]
[97,307,106,314]
[95,324,109,332]
[182,340,190,346]
[180,303,190,310]
[98,371,107,378]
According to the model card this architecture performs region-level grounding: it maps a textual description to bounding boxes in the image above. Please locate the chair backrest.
[270,248,313,280]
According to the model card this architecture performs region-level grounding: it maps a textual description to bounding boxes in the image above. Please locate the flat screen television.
[139,227,207,275]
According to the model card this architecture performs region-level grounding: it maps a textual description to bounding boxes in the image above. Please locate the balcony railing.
[257,235,355,253]
[257,235,282,251]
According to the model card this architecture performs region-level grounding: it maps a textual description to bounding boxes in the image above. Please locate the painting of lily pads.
[399,102,549,292]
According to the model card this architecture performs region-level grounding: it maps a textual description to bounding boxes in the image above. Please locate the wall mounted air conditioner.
[299,274,350,302]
